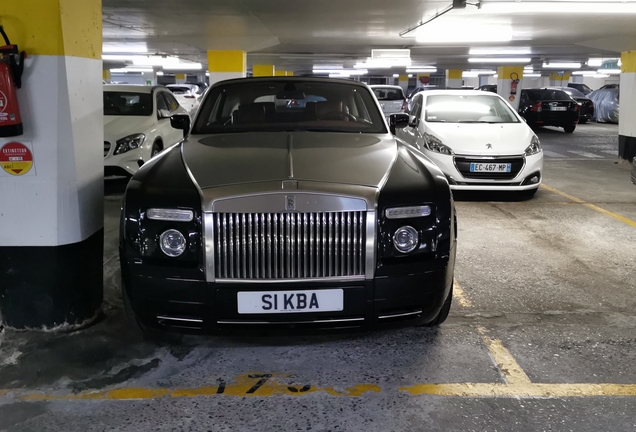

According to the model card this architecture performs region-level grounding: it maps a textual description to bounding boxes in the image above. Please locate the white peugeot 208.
[397,90,543,197]
[103,85,188,177]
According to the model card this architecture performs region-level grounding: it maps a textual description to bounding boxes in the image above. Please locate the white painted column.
[619,51,636,162]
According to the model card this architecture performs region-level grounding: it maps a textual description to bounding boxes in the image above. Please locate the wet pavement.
[1,122,635,431]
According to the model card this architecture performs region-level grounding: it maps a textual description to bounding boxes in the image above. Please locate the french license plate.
[237,289,344,314]
[470,163,511,173]
[550,106,567,111]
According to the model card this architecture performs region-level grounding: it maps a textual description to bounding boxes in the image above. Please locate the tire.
[579,118,587,124]
[422,283,453,327]
[563,125,576,133]
[151,141,163,157]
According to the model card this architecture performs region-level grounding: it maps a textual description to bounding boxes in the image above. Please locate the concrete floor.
[1,122,635,431]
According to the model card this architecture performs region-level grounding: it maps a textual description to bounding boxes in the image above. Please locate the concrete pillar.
[619,51,636,162]
[252,64,275,77]
[0,0,103,330]
[142,71,156,85]
[103,70,111,82]
[275,70,288,76]
[549,72,571,87]
[398,75,408,93]
[175,73,187,84]
[497,66,525,111]
[207,50,246,86]
[446,70,463,88]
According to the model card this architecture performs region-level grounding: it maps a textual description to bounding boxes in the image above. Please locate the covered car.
[120,77,457,333]
[588,88,619,123]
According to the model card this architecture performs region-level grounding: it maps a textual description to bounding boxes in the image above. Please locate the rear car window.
[372,87,405,101]
[525,89,572,101]
[104,92,153,116]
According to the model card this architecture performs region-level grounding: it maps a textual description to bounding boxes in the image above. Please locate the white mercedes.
[103,85,188,177]
[396,90,543,197]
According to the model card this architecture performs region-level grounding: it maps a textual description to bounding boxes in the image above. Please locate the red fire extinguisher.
[0,26,25,138]
[510,72,520,95]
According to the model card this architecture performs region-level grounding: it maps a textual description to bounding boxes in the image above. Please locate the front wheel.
[563,125,576,133]
[422,283,453,327]
[151,142,163,157]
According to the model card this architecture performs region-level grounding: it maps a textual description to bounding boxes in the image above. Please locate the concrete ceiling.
[102,0,636,74]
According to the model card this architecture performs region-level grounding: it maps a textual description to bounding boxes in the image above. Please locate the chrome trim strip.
[378,310,423,320]
[204,212,215,283]
[287,134,294,179]
[217,317,365,325]
[157,316,204,323]
[215,275,365,284]
[365,210,376,280]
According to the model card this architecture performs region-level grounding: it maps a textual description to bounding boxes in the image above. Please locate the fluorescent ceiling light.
[354,58,411,68]
[372,49,410,60]
[469,47,532,56]
[408,74,413,78]
[481,1,636,14]
[594,74,611,78]
[405,68,437,73]
[393,74,400,78]
[315,68,367,75]
[525,73,541,77]
[543,62,581,69]
[416,24,513,43]
[156,71,164,76]
[103,43,148,54]
[329,73,350,78]
[463,70,497,77]
[163,63,203,70]
[468,58,531,63]
[600,68,621,74]
[110,68,154,73]
[572,71,596,75]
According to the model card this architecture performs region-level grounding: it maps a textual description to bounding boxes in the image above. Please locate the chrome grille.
[104,141,111,157]
[214,212,366,280]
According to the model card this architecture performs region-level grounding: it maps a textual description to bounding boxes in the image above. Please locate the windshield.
[168,86,195,95]
[425,94,520,123]
[372,87,404,101]
[104,91,152,116]
[562,87,585,98]
[193,80,387,134]
[525,89,572,101]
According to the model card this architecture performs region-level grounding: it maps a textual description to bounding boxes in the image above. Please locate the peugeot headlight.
[525,135,541,156]
[114,133,146,155]
[423,134,454,155]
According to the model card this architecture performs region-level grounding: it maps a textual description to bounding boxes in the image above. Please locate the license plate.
[550,106,566,111]
[237,289,344,314]
[470,163,511,173]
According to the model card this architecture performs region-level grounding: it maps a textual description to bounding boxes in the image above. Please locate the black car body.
[120,77,457,334]
[518,88,580,133]
[477,84,497,93]
[552,87,594,124]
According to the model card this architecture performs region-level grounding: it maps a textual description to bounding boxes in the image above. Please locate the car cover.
[588,88,619,123]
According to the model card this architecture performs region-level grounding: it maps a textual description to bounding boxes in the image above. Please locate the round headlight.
[393,226,419,253]
[159,229,186,257]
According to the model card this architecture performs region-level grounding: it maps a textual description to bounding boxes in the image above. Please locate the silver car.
[369,85,407,117]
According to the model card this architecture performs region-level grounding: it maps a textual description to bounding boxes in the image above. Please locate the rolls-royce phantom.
[119,77,457,333]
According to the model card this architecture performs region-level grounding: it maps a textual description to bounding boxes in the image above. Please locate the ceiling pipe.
[399,0,481,38]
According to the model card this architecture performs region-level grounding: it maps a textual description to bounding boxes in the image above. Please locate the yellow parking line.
[452,279,473,308]
[399,383,636,397]
[541,184,636,229]
[481,335,531,385]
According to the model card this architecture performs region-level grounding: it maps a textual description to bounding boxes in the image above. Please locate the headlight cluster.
[383,205,433,255]
[160,229,187,257]
[393,226,419,253]
[423,134,454,155]
[114,133,146,155]
[146,208,193,258]
[525,135,541,156]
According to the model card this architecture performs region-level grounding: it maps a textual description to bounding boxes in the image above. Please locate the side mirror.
[170,114,191,138]
[389,113,410,135]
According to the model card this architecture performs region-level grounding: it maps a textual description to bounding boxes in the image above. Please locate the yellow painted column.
[103,70,111,81]
[0,0,104,329]
[175,73,187,84]
[446,69,463,88]
[253,64,276,77]
[549,72,571,87]
[275,70,288,76]
[287,71,294,77]
[619,51,636,161]
[497,66,525,109]
[207,50,246,85]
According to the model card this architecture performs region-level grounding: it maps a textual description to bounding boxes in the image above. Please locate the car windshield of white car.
[192,80,387,134]
[425,94,519,124]
[104,92,153,116]
[168,86,194,95]
[372,87,404,101]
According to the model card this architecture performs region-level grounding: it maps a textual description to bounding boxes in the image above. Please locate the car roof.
[103,84,158,93]
[210,76,370,89]
[369,85,403,90]
[417,89,502,97]
[166,83,198,88]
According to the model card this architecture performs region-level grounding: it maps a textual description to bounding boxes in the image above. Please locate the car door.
[159,90,187,145]
[398,94,424,149]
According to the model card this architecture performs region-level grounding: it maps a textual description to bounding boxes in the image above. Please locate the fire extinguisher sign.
[0,141,35,176]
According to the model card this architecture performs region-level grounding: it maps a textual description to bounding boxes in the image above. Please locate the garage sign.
[0,141,33,175]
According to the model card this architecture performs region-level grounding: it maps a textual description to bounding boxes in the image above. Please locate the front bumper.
[121,256,454,333]
[104,146,147,176]
[424,152,543,191]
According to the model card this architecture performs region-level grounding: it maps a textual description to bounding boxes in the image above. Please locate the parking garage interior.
[1,1,636,431]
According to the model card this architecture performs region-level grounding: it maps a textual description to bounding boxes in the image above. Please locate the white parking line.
[567,150,604,158]
[542,150,568,158]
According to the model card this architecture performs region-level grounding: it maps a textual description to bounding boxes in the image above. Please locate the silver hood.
[181,132,397,189]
